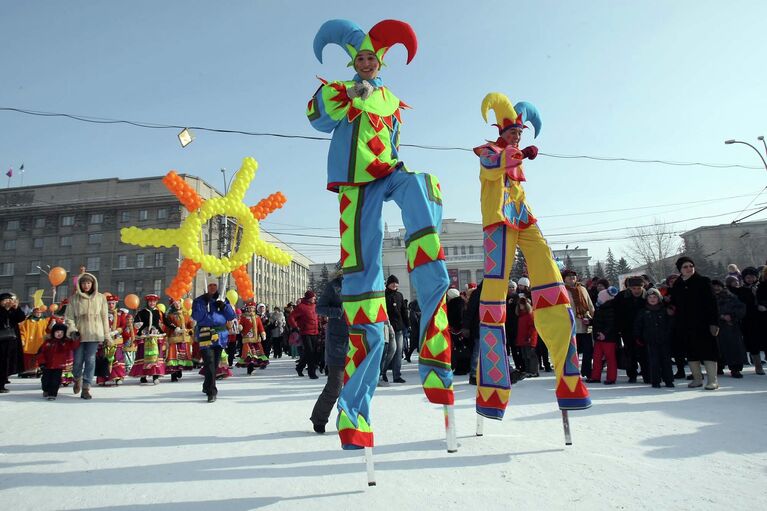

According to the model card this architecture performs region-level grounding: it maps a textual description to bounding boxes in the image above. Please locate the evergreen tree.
[309,272,318,292]
[565,255,574,271]
[584,264,592,278]
[511,247,528,280]
[318,264,330,296]
[616,257,632,276]
[605,249,618,286]
[593,261,605,279]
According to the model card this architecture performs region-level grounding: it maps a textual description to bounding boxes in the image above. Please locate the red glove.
[521,145,538,160]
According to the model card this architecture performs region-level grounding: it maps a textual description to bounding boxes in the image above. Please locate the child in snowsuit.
[590,287,620,384]
[516,297,539,377]
[634,288,675,388]
[37,323,79,400]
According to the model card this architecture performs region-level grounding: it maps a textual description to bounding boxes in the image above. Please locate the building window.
[461,246,466,255]
[6,220,19,230]
[3,240,16,250]
[154,252,165,267]
[117,255,128,269]
[61,215,75,226]
[0,262,14,276]
[157,208,168,220]
[153,279,163,294]
[136,254,145,268]
[60,236,72,247]
[116,281,125,294]
[58,284,69,297]
[88,233,103,245]
[29,261,41,274]
[135,280,144,293]
[476,269,484,284]
[34,217,45,228]
[86,257,100,272]
[33,238,44,249]
[138,210,149,221]
[468,246,474,255]
[89,213,104,224]
[58,259,71,271]
[452,247,458,256]
[121,211,130,222]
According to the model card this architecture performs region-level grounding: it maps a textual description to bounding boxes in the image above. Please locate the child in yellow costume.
[473,93,591,420]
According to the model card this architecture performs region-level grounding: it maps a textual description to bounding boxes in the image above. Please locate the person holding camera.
[192,282,236,402]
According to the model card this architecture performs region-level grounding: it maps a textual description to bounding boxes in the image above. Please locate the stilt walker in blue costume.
[307,19,455,463]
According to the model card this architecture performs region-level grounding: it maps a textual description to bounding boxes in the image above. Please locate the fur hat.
[645,287,662,300]
[725,276,740,287]
[675,256,694,271]
[517,277,530,288]
[386,274,399,286]
[50,323,68,338]
[626,276,644,287]
[742,266,759,278]
[561,269,577,278]
[446,288,460,301]
[304,290,316,300]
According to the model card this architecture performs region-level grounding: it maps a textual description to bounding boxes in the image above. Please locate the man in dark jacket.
[288,290,320,379]
[462,281,482,385]
[0,292,25,393]
[191,283,236,402]
[310,273,349,433]
[405,300,421,362]
[384,275,408,383]
[613,277,649,383]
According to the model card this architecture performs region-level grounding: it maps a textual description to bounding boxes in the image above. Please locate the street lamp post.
[724,137,767,171]
[725,137,767,224]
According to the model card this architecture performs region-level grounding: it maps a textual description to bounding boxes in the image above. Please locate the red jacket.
[37,338,80,370]
[288,299,319,335]
[515,310,538,348]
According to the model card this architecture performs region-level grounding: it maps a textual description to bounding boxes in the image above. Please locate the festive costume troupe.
[237,301,269,373]
[473,93,591,418]
[129,294,166,383]
[308,19,453,450]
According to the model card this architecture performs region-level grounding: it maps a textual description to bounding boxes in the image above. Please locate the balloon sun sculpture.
[120,157,291,300]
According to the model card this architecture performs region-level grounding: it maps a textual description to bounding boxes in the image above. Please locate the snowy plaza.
[1,358,764,510]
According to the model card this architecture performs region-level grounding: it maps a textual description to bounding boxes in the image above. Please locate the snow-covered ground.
[1,357,765,510]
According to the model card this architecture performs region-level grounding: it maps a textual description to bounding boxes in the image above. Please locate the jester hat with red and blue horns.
[481,92,542,139]
[313,19,418,67]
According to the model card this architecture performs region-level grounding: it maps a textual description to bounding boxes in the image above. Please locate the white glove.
[348,80,374,100]
[175,327,182,334]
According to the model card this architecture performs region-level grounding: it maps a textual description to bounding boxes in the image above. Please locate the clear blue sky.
[2,1,766,266]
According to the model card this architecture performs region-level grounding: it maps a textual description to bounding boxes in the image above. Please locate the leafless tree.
[627,219,680,282]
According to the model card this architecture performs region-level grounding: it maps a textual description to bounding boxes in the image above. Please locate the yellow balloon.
[157,303,167,314]
[226,289,238,305]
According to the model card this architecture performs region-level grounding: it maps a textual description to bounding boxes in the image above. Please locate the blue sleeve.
[307,83,344,134]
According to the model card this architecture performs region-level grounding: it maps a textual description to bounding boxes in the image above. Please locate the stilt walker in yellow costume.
[473,93,591,441]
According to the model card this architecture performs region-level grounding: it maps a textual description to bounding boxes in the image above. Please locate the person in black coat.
[634,288,675,388]
[0,292,26,393]
[589,287,620,384]
[384,275,408,383]
[461,281,482,385]
[735,267,765,374]
[505,281,521,368]
[310,272,350,433]
[406,300,421,362]
[613,277,649,383]
[669,256,720,390]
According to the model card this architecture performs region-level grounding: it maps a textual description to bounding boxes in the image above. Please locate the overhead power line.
[1,106,762,170]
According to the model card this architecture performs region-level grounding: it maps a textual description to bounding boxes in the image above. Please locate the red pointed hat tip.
[368,19,418,64]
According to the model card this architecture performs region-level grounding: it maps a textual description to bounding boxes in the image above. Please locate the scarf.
[567,284,590,318]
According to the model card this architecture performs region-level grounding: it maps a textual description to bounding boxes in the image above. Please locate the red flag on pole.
[5,168,12,178]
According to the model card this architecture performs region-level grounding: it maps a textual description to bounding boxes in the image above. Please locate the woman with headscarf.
[64,273,111,399]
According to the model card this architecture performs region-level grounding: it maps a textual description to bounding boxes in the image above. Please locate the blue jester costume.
[473,93,591,419]
[307,19,453,450]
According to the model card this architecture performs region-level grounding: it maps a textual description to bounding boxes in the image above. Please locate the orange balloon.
[183,298,193,310]
[124,294,140,309]
[49,303,59,312]
[49,267,67,286]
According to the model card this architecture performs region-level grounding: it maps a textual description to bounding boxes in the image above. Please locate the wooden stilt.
[476,414,484,436]
[562,410,572,445]
[364,447,376,486]
[445,405,458,453]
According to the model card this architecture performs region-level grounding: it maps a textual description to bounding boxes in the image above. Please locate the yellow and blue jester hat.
[313,19,418,67]
[481,92,542,138]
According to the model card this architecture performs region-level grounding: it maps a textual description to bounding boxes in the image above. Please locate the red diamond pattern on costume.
[339,219,348,235]
[366,159,392,179]
[367,136,385,156]
[339,193,351,212]
[340,246,349,266]
[488,366,503,383]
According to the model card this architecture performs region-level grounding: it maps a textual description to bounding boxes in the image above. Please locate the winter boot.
[687,361,703,388]
[73,378,82,395]
[754,356,765,375]
[703,361,719,390]
[81,385,92,400]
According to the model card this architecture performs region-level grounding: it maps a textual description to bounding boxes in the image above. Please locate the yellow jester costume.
[473,93,591,419]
